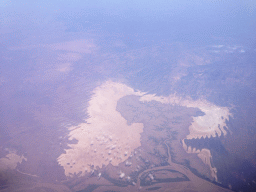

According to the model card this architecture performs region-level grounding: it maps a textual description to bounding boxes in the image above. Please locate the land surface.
[55,83,232,192]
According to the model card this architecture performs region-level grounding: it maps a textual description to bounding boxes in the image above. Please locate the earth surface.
[1,1,256,192]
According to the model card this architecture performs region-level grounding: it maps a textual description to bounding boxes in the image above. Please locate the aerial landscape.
[0,1,256,192]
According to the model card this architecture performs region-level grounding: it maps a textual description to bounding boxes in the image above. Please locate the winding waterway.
[132,140,232,192]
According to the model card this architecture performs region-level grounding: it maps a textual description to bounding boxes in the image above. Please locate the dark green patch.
[140,169,189,187]
[146,186,162,191]
[102,173,129,187]
[77,184,99,192]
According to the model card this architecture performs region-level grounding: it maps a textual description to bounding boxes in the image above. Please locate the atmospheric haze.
[1,1,256,192]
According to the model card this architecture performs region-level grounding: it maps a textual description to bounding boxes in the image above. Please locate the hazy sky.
[1,0,255,45]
